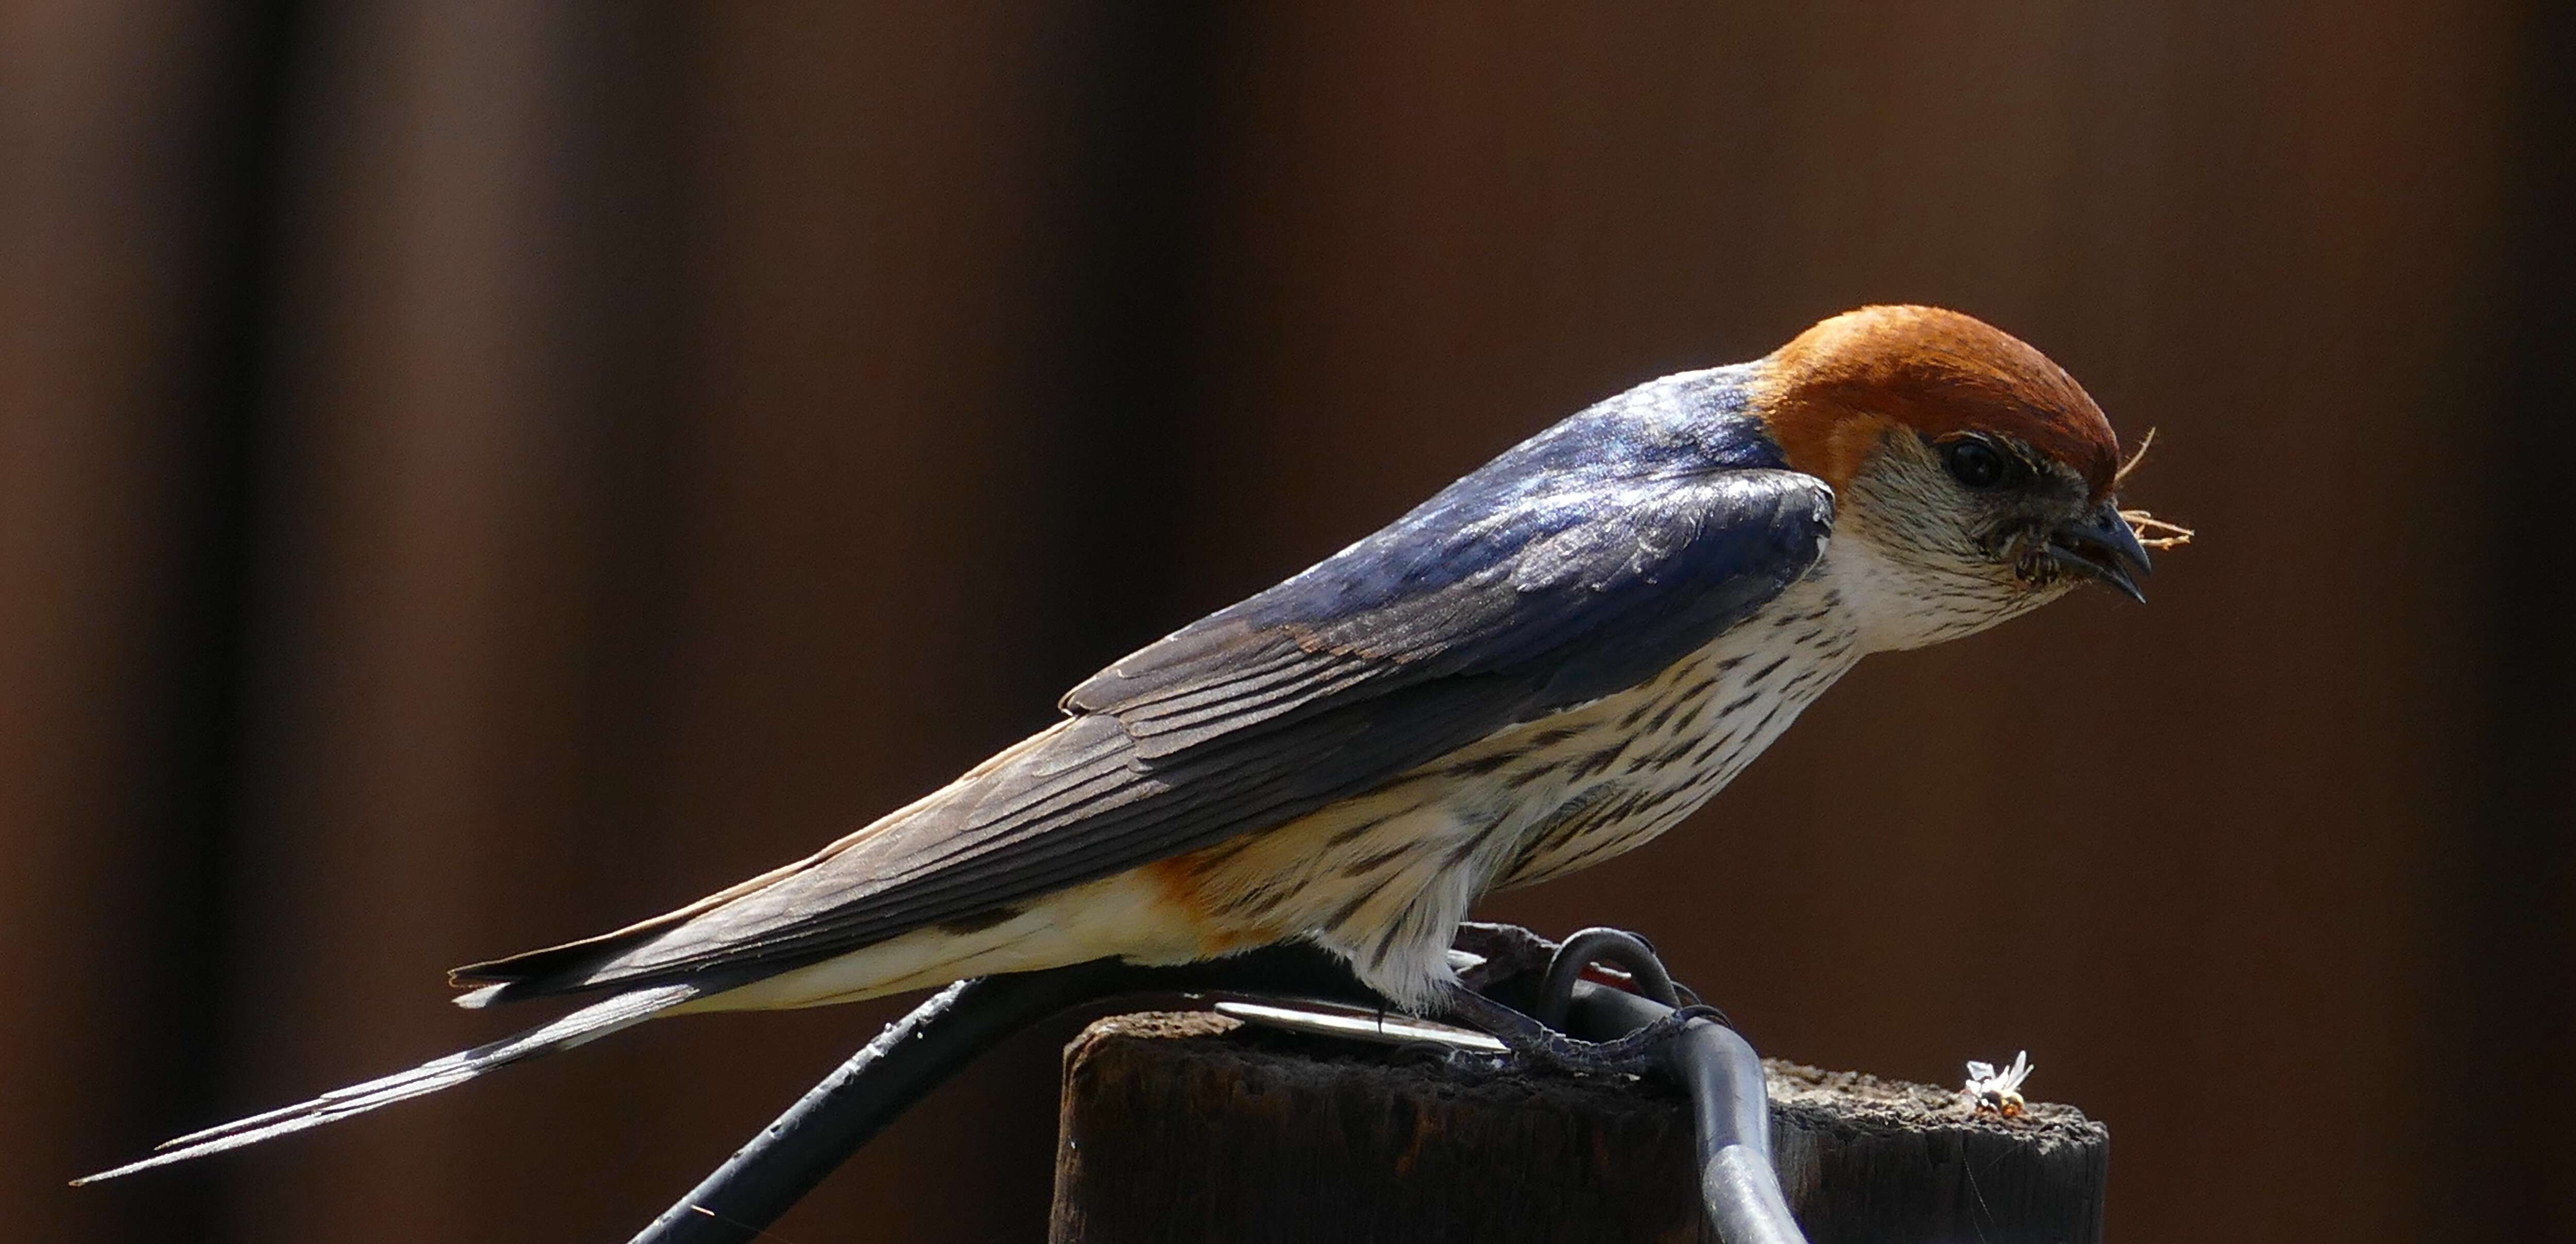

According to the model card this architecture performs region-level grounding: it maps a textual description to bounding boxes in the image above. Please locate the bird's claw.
[1450,920,1563,991]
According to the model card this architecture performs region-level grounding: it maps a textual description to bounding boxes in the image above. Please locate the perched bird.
[83,304,2157,1181]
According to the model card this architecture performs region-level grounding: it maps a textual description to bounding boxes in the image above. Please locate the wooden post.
[1051,1012,2106,1244]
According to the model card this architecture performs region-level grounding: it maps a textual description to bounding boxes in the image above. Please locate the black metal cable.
[1534,926,1684,1025]
[1565,983,1804,1244]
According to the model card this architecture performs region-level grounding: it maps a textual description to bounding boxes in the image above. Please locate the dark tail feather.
[446,900,730,1009]
[73,983,698,1184]
[446,931,659,1010]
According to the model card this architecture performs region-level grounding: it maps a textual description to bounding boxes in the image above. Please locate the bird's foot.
[1437,981,1723,1078]
[1436,923,1733,1078]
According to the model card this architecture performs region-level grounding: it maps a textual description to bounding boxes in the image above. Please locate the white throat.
[1813,517,2056,654]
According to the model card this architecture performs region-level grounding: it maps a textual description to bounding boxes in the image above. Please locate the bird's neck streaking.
[1474,511,2060,896]
[1821,489,2075,653]
[1470,564,1870,892]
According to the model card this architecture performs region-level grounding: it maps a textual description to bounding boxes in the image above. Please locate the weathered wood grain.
[1051,1012,2105,1244]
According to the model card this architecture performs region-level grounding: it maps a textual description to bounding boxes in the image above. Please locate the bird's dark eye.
[1941,437,2014,490]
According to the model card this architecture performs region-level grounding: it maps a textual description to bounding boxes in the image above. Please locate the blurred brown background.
[6,3,2569,1241]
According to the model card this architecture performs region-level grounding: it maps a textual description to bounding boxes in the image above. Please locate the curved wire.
[1535,926,1684,1025]
[1565,983,1803,1244]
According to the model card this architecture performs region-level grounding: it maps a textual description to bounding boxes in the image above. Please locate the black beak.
[2045,501,2153,604]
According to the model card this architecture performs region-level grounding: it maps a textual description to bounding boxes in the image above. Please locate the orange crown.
[1754,305,2121,499]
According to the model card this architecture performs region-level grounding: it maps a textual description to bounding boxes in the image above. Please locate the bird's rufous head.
[1753,304,2158,645]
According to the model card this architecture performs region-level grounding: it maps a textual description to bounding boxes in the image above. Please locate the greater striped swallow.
[81,303,2158,1182]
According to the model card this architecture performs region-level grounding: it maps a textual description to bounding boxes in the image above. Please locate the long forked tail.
[74,983,700,1185]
